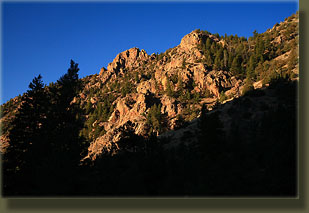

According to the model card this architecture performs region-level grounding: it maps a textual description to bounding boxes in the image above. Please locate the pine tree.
[213,48,223,70]
[57,59,80,105]
[210,42,217,55]
[287,48,298,72]
[230,55,242,76]
[45,60,85,185]
[3,75,49,195]
[146,104,163,135]
[255,37,265,62]
[223,49,229,69]
[214,54,221,70]
[165,78,174,97]
[253,30,258,39]
[56,60,83,153]
[242,77,254,95]
[206,38,212,50]
[85,100,93,114]
[228,53,234,69]
[247,55,257,79]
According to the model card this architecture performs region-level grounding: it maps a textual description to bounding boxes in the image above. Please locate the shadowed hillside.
[0,12,298,197]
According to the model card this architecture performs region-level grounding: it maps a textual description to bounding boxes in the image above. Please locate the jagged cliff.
[1,12,299,162]
[79,32,243,160]
[0,12,298,197]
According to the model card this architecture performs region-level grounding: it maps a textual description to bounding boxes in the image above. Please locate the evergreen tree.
[204,51,213,67]
[214,56,221,70]
[214,48,223,70]
[247,55,257,79]
[43,60,86,194]
[228,53,234,69]
[85,100,93,114]
[3,75,49,195]
[177,74,184,89]
[210,42,217,55]
[165,78,175,97]
[230,55,242,76]
[53,60,83,158]
[235,43,244,55]
[242,77,254,95]
[223,49,229,69]
[146,104,163,135]
[253,30,258,39]
[206,38,212,50]
[255,37,265,62]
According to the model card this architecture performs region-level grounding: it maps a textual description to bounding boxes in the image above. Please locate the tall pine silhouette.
[43,60,85,195]
[3,74,49,195]
[3,60,87,196]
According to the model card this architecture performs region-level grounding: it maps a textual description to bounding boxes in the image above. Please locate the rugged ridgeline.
[1,12,298,159]
[80,12,298,161]
[0,12,298,196]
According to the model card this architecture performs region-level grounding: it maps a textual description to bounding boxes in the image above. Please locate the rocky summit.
[73,13,297,161]
[0,12,298,196]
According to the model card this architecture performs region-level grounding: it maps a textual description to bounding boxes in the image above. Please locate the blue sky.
[1,1,298,104]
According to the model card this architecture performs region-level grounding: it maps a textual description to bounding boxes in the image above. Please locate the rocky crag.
[1,12,299,162]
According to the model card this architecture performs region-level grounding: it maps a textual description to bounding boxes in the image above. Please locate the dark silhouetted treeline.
[2,60,88,196]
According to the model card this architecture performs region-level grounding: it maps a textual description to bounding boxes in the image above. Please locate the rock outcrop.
[99,47,149,84]
[0,134,10,153]
[1,12,299,162]
[81,29,248,161]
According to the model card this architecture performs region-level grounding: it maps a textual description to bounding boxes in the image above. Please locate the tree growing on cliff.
[146,104,163,135]
[165,78,175,98]
[247,55,257,79]
[230,55,243,77]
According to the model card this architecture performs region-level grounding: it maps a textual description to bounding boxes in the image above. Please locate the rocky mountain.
[73,12,297,161]
[1,12,298,157]
[79,39,240,160]
[0,12,298,196]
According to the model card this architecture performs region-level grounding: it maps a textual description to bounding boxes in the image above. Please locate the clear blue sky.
[1,1,298,104]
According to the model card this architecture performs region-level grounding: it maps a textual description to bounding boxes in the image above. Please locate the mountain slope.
[75,12,298,161]
[1,12,298,161]
[0,12,298,197]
